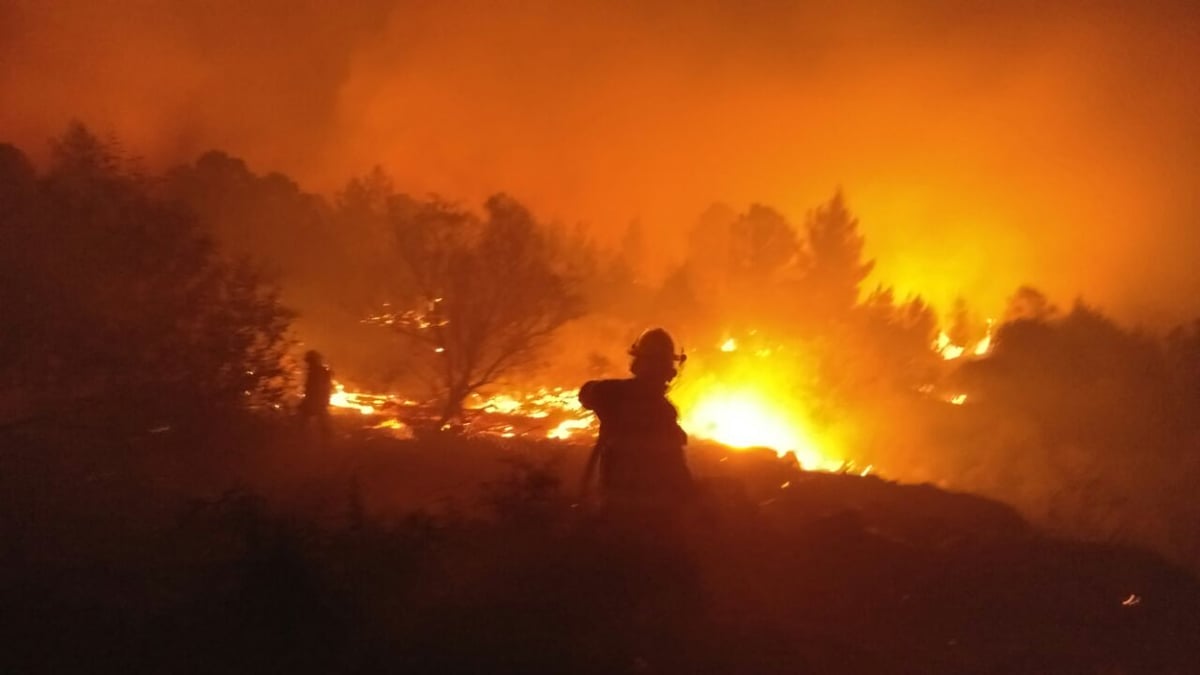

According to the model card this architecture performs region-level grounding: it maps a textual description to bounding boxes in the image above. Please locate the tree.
[682,202,737,300]
[858,287,938,366]
[1,124,293,424]
[729,203,800,281]
[1003,285,1058,323]
[372,193,584,424]
[1166,319,1200,403]
[946,297,975,347]
[802,190,875,318]
[164,150,337,294]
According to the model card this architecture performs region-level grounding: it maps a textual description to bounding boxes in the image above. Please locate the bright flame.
[321,318,1007,478]
[372,418,414,439]
[935,325,994,361]
[973,319,994,356]
[674,335,844,472]
[471,388,595,440]
[479,393,522,415]
[329,383,377,415]
[548,417,593,440]
[680,385,840,471]
[935,331,965,360]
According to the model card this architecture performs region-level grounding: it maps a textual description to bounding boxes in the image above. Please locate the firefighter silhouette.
[299,350,333,442]
[579,328,693,508]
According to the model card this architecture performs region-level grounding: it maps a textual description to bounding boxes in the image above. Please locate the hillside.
[1,418,1197,674]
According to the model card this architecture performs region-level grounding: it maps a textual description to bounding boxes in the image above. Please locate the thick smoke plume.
[4,0,1200,321]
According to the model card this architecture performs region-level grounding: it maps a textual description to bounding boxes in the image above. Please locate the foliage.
[356,190,585,422]
[847,285,940,391]
[729,203,800,282]
[0,124,293,423]
[4,426,1199,675]
[948,298,1200,565]
[800,189,875,319]
[164,150,335,286]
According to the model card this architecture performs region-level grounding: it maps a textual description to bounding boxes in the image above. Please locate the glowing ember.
[950,393,967,405]
[720,337,738,352]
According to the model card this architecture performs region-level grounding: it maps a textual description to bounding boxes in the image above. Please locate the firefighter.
[579,328,693,510]
[299,350,333,443]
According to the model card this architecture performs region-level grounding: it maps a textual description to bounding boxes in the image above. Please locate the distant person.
[579,328,693,512]
[300,350,333,443]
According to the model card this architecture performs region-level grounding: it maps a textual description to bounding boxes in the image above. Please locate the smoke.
[3,0,1199,322]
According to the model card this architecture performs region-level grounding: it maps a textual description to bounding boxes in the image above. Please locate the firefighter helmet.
[628,328,686,363]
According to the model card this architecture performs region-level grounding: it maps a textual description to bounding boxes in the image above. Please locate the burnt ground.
[1,414,1197,674]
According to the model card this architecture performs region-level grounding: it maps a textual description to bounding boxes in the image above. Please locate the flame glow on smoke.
[680,384,838,471]
[672,335,845,472]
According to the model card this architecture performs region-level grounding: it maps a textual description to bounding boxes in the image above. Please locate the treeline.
[0,122,941,425]
[0,125,292,429]
[945,292,1200,568]
[0,125,592,425]
[4,123,1200,570]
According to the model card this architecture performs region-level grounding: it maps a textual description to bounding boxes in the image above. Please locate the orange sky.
[3,0,1198,323]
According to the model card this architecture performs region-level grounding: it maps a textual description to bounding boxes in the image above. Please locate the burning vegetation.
[5,123,1200,572]
[5,3,1200,669]
[4,121,1200,673]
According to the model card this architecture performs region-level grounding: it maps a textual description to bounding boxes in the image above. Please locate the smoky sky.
[3,0,1199,323]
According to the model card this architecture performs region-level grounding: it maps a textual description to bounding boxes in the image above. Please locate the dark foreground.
[2,417,1198,674]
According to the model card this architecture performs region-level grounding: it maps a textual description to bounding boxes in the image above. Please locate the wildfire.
[326,382,597,441]
[329,382,383,415]
[680,384,841,471]
[468,388,596,440]
[322,319,996,471]
[973,321,993,355]
[548,418,594,440]
[673,335,845,472]
[327,381,419,437]
[935,319,994,360]
[935,332,965,360]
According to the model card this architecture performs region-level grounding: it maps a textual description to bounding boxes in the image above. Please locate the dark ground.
[1,413,1197,674]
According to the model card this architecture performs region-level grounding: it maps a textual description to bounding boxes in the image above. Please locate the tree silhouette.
[1,124,293,423]
[1003,285,1058,322]
[802,190,874,318]
[729,203,800,281]
[165,150,337,294]
[855,286,939,385]
[369,193,583,424]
